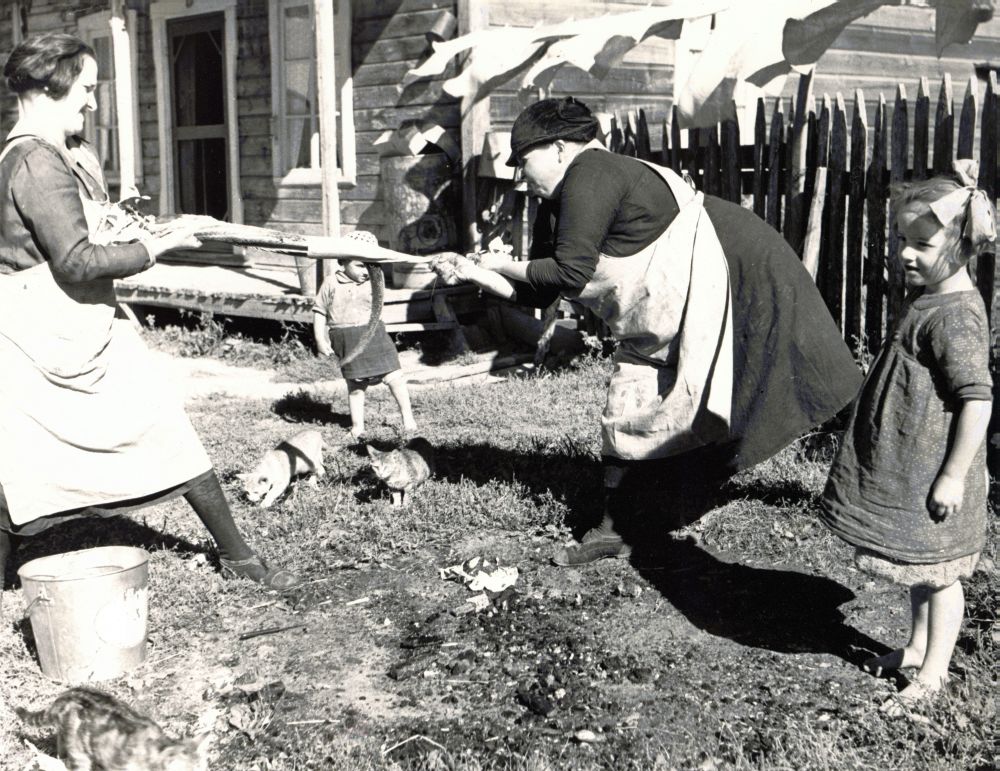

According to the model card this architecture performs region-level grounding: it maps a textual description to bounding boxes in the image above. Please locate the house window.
[76,10,142,186]
[269,0,356,185]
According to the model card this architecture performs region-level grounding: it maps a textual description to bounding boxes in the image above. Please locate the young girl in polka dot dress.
[822,160,995,713]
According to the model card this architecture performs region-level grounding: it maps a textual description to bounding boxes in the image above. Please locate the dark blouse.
[0,136,149,282]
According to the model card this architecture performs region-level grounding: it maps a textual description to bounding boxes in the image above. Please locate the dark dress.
[515,149,862,473]
[822,290,991,564]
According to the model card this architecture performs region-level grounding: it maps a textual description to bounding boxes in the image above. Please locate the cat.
[16,686,211,771]
[367,437,434,507]
[238,428,325,508]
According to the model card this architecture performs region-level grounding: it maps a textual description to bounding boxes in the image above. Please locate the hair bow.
[928,159,997,249]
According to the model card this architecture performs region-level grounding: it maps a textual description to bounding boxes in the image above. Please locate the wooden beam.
[458,0,490,251]
[314,0,342,293]
[109,1,138,199]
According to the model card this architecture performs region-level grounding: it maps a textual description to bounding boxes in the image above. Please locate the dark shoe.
[220,554,303,592]
[552,531,632,567]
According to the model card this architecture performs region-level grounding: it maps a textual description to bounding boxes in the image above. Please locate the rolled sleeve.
[11,144,149,283]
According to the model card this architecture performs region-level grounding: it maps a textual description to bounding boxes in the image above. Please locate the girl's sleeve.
[524,158,627,294]
[10,144,150,283]
[926,303,992,400]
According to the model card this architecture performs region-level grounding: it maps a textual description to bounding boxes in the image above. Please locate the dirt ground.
[1,354,996,771]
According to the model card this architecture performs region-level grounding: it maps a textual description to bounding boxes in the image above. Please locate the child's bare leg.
[881,581,964,713]
[864,584,930,676]
[347,379,367,438]
[911,580,963,690]
[385,372,417,432]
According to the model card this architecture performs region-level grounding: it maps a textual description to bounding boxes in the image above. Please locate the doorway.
[167,13,229,220]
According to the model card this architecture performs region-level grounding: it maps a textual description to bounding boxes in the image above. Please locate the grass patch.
[1,354,996,770]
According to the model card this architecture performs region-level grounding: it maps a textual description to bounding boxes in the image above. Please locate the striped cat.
[17,686,210,771]
[367,437,434,507]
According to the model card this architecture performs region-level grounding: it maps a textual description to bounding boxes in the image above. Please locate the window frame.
[76,8,143,187]
[268,0,356,187]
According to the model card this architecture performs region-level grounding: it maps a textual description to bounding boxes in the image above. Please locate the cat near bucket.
[17,546,150,683]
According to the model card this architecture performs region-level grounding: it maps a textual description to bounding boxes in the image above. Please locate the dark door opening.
[168,13,229,220]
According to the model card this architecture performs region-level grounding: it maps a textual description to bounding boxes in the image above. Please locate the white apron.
[0,137,211,525]
[571,157,734,461]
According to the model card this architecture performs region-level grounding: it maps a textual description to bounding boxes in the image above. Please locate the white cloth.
[571,154,734,460]
[0,140,210,524]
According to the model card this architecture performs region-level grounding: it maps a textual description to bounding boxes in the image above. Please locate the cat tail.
[15,706,52,730]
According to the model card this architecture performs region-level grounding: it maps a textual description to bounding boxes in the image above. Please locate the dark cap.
[506,96,599,167]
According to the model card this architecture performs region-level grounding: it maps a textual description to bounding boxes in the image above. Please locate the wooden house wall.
[485,0,675,136]
[0,0,461,270]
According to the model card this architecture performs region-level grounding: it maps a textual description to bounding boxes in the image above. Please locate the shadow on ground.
[633,536,890,667]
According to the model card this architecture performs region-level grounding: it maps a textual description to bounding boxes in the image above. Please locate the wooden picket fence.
[604,71,1000,357]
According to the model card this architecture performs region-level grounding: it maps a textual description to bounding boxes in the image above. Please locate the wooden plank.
[720,115,740,203]
[671,106,683,174]
[460,0,489,252]
[865,94,888,357]
[660,116,670,168]
[635,109,652,162]
[816,95,831,168]
[765,98,784,232]
[752,97,766,218]
[704,124,720,197]
[957,75,978,160]
[933,73,954,175]
[845,89,867,352]
[689,126,703,191]
[913,77,930,180]
[888,87,908,328]
[977,72,999,327]
[822,93,848,331]
[801,167,827,280]
[784,73,813,254]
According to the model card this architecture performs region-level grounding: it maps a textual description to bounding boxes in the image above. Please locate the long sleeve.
[524,150,678,295]
[10,143,149,283]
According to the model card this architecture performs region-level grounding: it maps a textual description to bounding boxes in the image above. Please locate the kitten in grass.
[367,437,434,507]
[17,686,210,771]
[238,428,325,508]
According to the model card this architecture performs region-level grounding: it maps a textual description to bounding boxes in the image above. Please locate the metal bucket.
[18,546,149,683]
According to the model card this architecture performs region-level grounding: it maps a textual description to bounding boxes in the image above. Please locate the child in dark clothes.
[821,160,995,714]
[312,258,417,440]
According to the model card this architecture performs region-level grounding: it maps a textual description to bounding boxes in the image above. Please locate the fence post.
[932,73,953,175]
[670,106,683,174]
[845,89,868,352]
[752,98,767,218]
[785,73,813,254]
[766,98,785,232]
[914,77,930,181]
[635,109,652,162]
[865,94,888,357]
[888,84,909,326]
[821,93,848,330]
[957,75,978,160]
[721,111,741,203]
[705,124,721,196]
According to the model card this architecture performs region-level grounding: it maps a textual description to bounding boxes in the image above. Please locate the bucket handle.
[23,587,53,616]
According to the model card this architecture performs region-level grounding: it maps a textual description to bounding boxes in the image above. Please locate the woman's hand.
[452,256,480,281]
[928,472,965,521]
[143,223,203,262]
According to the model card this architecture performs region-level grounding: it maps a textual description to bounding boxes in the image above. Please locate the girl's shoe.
[220,554,302,592]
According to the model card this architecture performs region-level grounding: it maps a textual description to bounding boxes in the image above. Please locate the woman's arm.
[929,398,992,519]
[12,145,197,282]
[454,259,518,300]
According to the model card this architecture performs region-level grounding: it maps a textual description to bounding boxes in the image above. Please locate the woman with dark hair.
[0,33,300,590]
[456,96,864,565]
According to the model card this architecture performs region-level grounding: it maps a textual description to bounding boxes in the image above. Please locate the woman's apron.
[572,158,734,461]
[0,137,211,525]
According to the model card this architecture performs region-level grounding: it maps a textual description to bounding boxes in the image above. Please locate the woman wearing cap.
[454,97,862,566]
